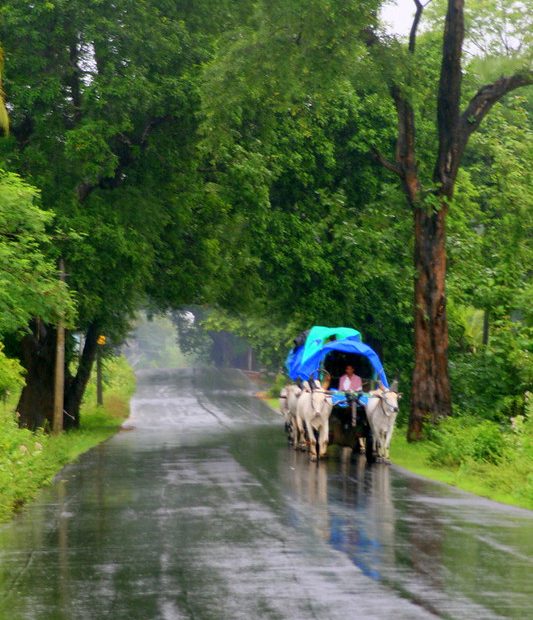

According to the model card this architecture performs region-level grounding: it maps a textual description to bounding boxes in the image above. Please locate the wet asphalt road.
[1,368,532,619]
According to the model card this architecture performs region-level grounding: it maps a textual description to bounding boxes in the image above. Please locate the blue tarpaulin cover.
[300,326,361,363]
[330,390,349,407]
[285,326,388,388]
[329,390,370,408]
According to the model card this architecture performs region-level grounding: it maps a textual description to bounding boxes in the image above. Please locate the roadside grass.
[391,428,533,510]
[265,397,279,411]
[0,356,135,522]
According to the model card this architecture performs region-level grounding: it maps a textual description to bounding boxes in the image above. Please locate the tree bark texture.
[17,321,56,430]
[409,202,451,440]
[64,322,99,429]
[53,258,66,434]
[53,317,65,434]
[434,0,464,194]
[17,322,99,431]
[407,0,458,437]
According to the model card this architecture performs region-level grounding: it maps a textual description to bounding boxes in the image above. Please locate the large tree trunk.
[409,200,452,440]
[64,323,99,429]
[17,321,99,431]
[17,320,56,430]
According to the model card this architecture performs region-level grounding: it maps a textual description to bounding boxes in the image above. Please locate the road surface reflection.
[0,368,531,619]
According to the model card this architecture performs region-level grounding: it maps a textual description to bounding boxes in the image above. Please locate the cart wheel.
[365,426,375,464]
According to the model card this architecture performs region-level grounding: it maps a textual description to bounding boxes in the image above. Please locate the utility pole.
[53,258,66,434]
[96,334,106,406]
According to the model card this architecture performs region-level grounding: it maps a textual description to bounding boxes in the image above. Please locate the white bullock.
[297,380,333,461]
[365,381,400,463]
[279,386,290,420]
[280,384,303,447]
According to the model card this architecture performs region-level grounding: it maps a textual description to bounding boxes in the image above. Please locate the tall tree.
[371,0,532,438]
[197,0,420,376]
[0,170,73,423]
[198,74,413,370]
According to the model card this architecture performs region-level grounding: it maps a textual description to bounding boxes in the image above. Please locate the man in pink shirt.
[338,364,363,391]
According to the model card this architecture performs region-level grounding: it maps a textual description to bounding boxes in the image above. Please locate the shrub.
[267,373,288,398]
[428,416,510,467]
[0,355,135,521]
[0,343,24,400]
[449,320,532,422]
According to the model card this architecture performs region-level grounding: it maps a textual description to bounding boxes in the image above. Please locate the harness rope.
[374,390,397,417]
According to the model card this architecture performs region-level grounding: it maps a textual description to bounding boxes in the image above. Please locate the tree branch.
[459,71,533,150]
[75,115,174,202]
[390,85,417,170]
[140,115,173,145]
[409,2,422,53]
[434,0,465,194]
[371,148,403,177]
[77,182,94,202]
[67,41,82,124]
[390,85,421,204]
[364,3,433,200]
[361,25,380,49]
[409,1,434,52]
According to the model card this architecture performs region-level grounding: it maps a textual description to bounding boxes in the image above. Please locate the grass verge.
[0,355,135,522]
[391,428,533,511]
[264,397,279,411]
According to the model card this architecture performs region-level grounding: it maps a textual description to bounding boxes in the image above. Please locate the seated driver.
[338,364,362,392]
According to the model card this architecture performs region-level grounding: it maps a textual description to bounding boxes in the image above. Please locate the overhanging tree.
[0,0,255,430]
[0,170,72,335]
[198,1,418,377]
[199,0,532,437]
[203,89,412,371]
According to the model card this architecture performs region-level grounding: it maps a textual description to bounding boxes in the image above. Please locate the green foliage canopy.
[0,169,72,335]
[0,0,257,342]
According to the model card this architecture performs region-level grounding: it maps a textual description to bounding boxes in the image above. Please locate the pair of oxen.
[279,379,401,462]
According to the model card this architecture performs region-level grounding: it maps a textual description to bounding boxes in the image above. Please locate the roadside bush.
[82,354,136,412]
[267,373,287,398]
[449,322,532,422]
[428,416,511,467]
[0,342,24,400]
[0,407,49,516]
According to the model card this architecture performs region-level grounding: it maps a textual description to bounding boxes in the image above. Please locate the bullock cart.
[283,326,396,463]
